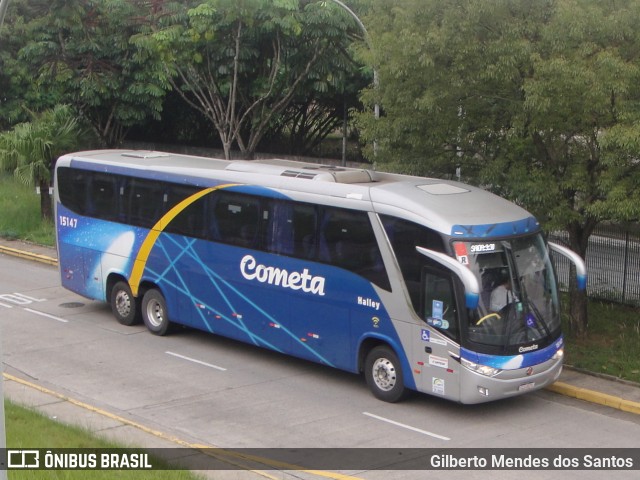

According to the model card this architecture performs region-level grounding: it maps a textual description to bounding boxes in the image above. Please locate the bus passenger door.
[413,267,462,401]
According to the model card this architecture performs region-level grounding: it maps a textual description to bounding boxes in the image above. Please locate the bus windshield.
[454,234,560,352]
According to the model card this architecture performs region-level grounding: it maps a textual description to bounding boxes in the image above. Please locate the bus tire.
[142,289,170,336]
[364,346,407,403]
[110,281,140,326]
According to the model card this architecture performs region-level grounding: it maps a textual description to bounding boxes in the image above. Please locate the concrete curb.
[0,244,58,266]
[547,381,640,415]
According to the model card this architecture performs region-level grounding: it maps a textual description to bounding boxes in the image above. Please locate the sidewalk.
[1,237,639,469]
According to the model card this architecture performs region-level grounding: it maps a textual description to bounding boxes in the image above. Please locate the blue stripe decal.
[451,216,540,238]
[461,336,563,370]
[145,233,337,366]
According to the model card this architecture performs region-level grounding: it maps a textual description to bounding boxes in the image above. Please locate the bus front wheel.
[364,346,407,403]
[110,281,140,326]
[142,289,170,336]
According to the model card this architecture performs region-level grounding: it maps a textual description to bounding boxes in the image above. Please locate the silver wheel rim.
[146,298,164,328]
[115,290,131,318]
[372,357,397,392]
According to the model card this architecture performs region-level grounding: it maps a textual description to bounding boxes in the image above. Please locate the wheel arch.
[137,280,160,301]
[358,336,389,373]
[106,274,159,301]
[357,334,415,390]
[106,272,128,300]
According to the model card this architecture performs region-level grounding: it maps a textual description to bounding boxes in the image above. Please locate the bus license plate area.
[518,382,536,392]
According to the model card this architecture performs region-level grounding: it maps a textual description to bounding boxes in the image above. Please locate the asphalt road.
[1,253,639,479]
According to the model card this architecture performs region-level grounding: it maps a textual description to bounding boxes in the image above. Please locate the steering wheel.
[476,312,501,326]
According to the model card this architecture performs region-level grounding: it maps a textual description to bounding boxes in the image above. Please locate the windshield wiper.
[516,276,552,340]
[525,297,551,339]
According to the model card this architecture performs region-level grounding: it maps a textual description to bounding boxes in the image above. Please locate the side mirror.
[416,246,480,309]
[548,242,587,291]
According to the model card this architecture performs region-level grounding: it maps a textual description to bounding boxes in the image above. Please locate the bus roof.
[57,149,539,238]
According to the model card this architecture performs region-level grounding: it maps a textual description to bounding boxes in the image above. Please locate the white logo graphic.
[8,450,40,469]
[240,255,326,296]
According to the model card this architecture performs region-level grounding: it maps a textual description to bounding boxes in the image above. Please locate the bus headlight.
[552,348,564,361]
[461,358,502,378]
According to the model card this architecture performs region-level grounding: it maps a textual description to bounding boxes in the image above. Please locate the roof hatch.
[418,183,470,195]
[121,151,171,159]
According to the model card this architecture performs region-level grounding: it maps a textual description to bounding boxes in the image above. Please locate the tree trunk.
[566,221,593,337]
[240,149,255,160]
[222,141,232,161]
[39,179,53,221]
[568,268,588,337]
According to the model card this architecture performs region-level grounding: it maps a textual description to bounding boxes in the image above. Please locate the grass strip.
[5,400,204,479]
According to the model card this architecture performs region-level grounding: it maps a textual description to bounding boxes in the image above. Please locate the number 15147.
[59,215,78,228]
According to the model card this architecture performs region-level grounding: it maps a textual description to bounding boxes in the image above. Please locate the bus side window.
[293,203,318,260]
[264,200,295,255]
[122,178,164,228]
[319,207,390,291]
[162,184,200,213]
[213,192,261,248]
[422,268,459,341]
[381,215,445,314]
[57,167,87,215]
[90,173,119,221]
[163,184,209,239]
[265,200,318,259]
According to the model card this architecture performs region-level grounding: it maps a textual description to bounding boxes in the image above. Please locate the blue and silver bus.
[54,149,586,404]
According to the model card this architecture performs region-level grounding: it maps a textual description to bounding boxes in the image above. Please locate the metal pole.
[342,94,347,166]
[0,0,9,31]
[329,0,378,107]
[330,0,379,155]
[622,226,630,304]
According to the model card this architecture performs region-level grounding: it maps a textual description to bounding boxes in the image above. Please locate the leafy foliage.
[135,0,366,159]
[0,104,93,219]
[356,0,640,333]
[3,0,368,156]
[1,0,170,146]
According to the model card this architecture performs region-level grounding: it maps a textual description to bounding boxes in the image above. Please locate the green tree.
[4,0,168,146]
[0,0,42,128]
[0,104,92,220]
[356,0,640,335]
[268,59,370,157]
[136,0,363,159]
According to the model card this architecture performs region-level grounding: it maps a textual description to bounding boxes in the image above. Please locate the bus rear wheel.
[142,289,170,336]
[110,281,140,326]
[364,346,407,403]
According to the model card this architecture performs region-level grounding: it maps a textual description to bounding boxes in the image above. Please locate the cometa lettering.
[240,255,326,296]
[519,344,539,353]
